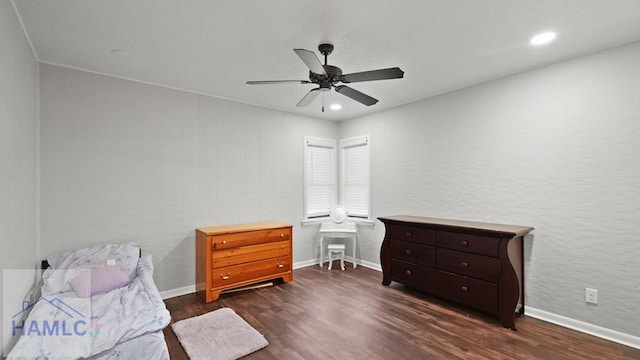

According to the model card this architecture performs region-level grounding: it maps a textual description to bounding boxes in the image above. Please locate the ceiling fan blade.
[296,88,321,107]
[334,85,378,106]
[341,67,404,83]
[294,49,327,75]
[246,80,310,85]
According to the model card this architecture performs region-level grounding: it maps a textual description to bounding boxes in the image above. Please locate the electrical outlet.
[585,288,598,304]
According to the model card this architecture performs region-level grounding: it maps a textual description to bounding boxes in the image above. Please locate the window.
[303,136,337,220]
[303,134,371,222]
[340,135,371,219]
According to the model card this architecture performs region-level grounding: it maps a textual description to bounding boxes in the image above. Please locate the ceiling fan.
[246,43,404,111]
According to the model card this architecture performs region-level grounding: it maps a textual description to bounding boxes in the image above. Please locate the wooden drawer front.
[387,225,435,245]
[437,249,502,282]
[212,227,291,250]
[436,231,500,257]
[437,271,498,313]
[390,259,438,291]
[389,239,435,267]
[212,240,290,269]
[212,256,290,288]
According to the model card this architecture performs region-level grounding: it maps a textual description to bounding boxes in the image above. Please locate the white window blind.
[340,135,371,219]
[304,137,336,219]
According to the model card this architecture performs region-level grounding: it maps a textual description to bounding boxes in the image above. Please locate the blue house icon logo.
[12,297,88,337]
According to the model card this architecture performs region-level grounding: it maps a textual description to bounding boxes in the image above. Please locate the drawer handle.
[220,272,231,280]
[280,234,284,238]
[405,232,412,237]
[277,263,285,268]
[461,286,469,293]
[461,240,469,246]
[221,240,227,245]
[461,261,469,268]
[405,249,412,255]
[405,270,412,276]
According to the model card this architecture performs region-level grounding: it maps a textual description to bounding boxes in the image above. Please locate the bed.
[7,243,171,359]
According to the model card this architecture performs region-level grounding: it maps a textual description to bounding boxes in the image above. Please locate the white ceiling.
[12,0,640,121]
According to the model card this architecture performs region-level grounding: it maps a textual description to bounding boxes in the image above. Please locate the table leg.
[319,235,324,267]
[353,234,357,268]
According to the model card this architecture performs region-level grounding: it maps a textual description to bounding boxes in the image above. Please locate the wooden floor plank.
[163,265,640,360]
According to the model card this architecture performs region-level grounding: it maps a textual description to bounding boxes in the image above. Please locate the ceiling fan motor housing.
[309,64,342,91]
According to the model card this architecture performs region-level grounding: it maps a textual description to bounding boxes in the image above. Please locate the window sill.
[300,218,375,227]
[300,218,326,226]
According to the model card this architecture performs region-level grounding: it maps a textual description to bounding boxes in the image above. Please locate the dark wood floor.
[164,264,640,360]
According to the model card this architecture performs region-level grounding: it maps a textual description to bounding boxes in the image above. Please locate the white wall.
[0,0,40,354]
[38,64,337,293]
[339,41,640,337]
[21,9,640,344]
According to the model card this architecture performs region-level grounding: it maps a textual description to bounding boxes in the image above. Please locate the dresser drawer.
[212,240,290,269]
[211,227,291,250]
[389,239,435,267]
[390,259,438,291]
[387,225,435,245]
[212,256,290,288]
[437,248,502,282]
[436,231,500,257]
[437,271,498,313]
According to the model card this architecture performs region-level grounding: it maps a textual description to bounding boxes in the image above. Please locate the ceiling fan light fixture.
[530,31,557,46]
[330,104,342,111]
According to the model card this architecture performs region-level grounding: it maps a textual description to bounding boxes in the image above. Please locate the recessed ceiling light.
[330,104,342,111]
[110,49,133,59]
[530,32,557,46]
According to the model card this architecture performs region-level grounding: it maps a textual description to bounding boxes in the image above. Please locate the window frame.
[303,136,337,221]
[339,134,371,221]
[302,134,373,225]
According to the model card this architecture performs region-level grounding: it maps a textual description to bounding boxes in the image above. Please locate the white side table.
[319,222,357,269]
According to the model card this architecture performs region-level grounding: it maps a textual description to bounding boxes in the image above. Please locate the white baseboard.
[292,259,318,269]
[160,284,195,299]
[293,257,382,271]
[526,306,640,350]
[357,258,382,271]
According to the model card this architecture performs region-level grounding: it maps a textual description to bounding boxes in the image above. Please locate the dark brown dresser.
[379,215,533,330]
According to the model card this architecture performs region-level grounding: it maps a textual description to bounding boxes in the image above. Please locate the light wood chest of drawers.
[196,222,293,303]
[379,215,533,330]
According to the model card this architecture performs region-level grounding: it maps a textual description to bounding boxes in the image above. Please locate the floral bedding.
[7,254,171,359]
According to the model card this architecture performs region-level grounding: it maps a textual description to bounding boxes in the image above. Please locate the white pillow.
[42,243,140,295]
[46,243,140,279]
